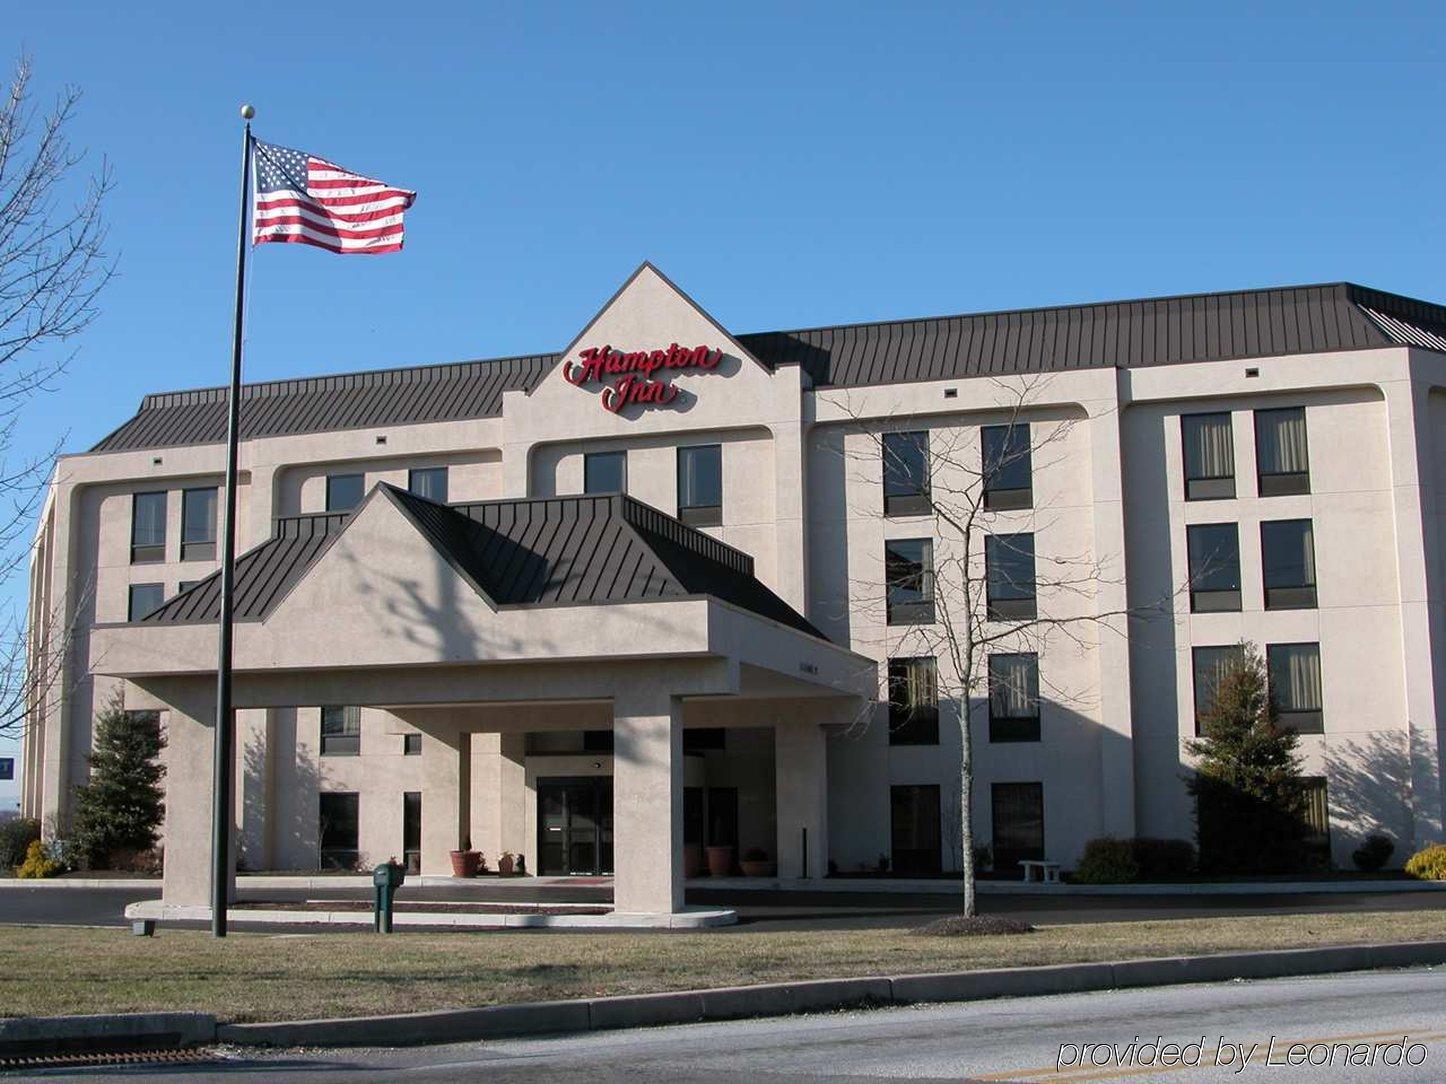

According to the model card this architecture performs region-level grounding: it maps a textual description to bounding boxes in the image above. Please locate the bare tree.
[0,54,113,737]
[841,376,1164,918]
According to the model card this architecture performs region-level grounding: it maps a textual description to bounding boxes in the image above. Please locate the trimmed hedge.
[1073,837,1197,884]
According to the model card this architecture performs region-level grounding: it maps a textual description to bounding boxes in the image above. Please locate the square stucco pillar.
[775,717,828,879]
[613,691,683,915]
[419,726,466,876]
[471,731,527,864]
[161,696,233,907]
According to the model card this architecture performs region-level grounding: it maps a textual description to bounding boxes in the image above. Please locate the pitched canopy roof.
[139,486,823,640]
[92,280,1446,453]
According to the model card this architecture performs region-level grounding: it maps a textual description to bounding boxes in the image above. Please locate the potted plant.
[449,837,482,878]
[684,843,706,879]
[740,847,774,877]
[706,844,735,877]
[497,851,516,876]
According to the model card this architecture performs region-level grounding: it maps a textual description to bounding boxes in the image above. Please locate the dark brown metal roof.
[93,282,1446,453]
[140,485,823,639]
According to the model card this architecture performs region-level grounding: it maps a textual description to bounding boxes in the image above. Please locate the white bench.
[1019,859,1062,884]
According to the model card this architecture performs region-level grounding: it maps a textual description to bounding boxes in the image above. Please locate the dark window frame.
[320,705,361,757]
[179,487,217,562]
[1192,644,1246,735]
[1261,518,1317,610]
[402,733,422,756]
[408,466,449,504]
[319,791,360,870]
[1267,641,1324,735]
[326,473,365,513]
[128,583,164,621]
[1300,776,1330,864]
[677,445,722,527]
[883,430,931,517]
[402,791,422,874]
[885,537,935,625]
[981,423,1033,510]
[1186,522,1242,613]
[890,783,943,877]
[584,450,628,495]
[887,656,939,746]
[988,652,1040,743]
[130,491,168,564]
[985,533,1037,620]
[992,781,1045,871]
[1181,412,1236,501]
[1254,407,1311,497]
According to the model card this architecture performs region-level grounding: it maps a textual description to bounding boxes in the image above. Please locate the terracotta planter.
[706,845,735,877]
[740,859,775,878]
[449,849,482,878]
[497,853,515,876]
[684,843,706,879]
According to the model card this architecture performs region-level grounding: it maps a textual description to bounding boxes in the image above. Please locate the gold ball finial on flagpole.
[240,104,255,120]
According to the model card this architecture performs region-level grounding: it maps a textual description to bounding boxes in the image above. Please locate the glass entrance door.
[537,778,613,875]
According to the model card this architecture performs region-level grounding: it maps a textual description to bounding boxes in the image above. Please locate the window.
[890,784,942,876]
[326,473,364,512]
[131,492,167,563]
[1186,523,1241,612]
[584,451,627,495]
[883,431,930,516]
[982,423,1032,510]
[1255,407,1310,496]
[683,727,726,753]
[180,488,217,561]
[1300,776,1330,865]
[1192,644,1245,734]
[408,467,448,503]
[677,445,722,526]
[1268,642,1323,734]
[178,580,202,593]
[128,583,164,621]
[1181,413,1235,500]
[403,733,422,756]
[402,792,422,874]
[888,657,939,745]
[320,705,361,756]
[992,782,1044,872]
[885,538,934,624]
[319,792,360,869]
[989,653,1040,742]
[986,533,1036,620]
[583,729,616,752]
[1261,519,1317,609]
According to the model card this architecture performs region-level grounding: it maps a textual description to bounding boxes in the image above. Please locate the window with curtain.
[883,431,930,516]
[1181,413,1235,500]
[1261,519,1317,609]
[885,538,934,624]
[991,782,1044,871]
[131,491,167,563]
[1299,776,1330,865]
[982,423,1032,510]
[1255,407,1310,496]
[986,533,1037,619]
[989,653,1040,742]
[180,487,217,561]
[584,451,627,495]
[1267,642,1323,734]
[888,657,939,745]
[319,792,360,869]
[408,467,449,503]
[677,445,722,526]
[1192,644,1245,734]
[1186,523,1241,612]
[320,705,361,756]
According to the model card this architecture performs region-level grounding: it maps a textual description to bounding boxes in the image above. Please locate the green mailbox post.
[372,859,406,933]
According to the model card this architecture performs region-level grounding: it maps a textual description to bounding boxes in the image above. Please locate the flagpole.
[212,104,254,938]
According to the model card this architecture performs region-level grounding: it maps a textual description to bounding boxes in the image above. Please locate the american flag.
[252,139,416,255]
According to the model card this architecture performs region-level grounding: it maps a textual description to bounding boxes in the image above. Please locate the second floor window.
[989,652,1040,742]
[1182,412,1235,500]
[982,423,1032,510]
[326,473,364,512]
[131,491,167,563]
[1261,519,1317,610]
[986,533,1037,620]
[883,431,930,516]
[584,451,627,495]
[885,538,934,624]
[1268,642,1323,734]
[408,467,448,503]
[181,487,217,561]
[128,583,164,621]
[677,445,722,527]
[1186,522,1241,612]
[1192,643,1245,734]
[320,705,361,756]
[1255,407,1310,496]
[887,657,938,745]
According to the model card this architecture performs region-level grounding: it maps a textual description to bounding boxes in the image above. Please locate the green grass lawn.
[3,911,1443,1023]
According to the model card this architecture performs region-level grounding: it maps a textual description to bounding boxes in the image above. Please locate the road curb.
[211,939,1446,1049]
[0,1012,213,1059]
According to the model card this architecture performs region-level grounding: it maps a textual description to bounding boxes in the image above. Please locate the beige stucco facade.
[19,265,1446,912]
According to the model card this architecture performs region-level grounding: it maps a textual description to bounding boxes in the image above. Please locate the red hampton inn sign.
[562,343,723,413]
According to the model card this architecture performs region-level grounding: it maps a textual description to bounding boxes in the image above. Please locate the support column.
[162,692,232,907]
[613,690,683,915]
[775,716,829,879]
[418,725,465,876]
[471,731,527,866]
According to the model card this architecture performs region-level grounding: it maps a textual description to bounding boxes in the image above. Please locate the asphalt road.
[9,967,1445,1081]
[3,882,1446,932]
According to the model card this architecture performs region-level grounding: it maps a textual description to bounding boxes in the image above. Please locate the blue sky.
[3,1,1445,804]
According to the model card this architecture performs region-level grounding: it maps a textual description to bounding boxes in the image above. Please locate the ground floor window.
[537,777,613,876]
[1301,776,1330,867]
[403,791,422,874]
[319,792,359,869]
[992,781,1044,873]
[890,784,941,876]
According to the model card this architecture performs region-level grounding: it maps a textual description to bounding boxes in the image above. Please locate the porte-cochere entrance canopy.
[91,484,874,918]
